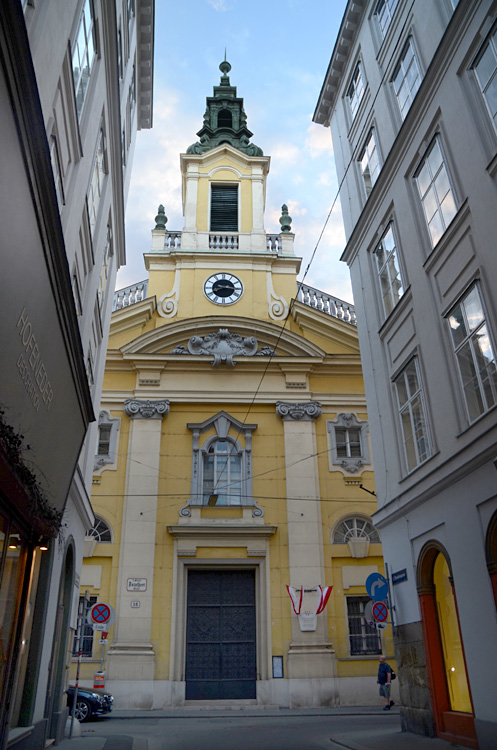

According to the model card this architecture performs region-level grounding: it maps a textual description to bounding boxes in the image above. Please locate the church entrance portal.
[185,570,256,700]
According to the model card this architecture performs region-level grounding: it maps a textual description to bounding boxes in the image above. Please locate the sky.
[117,0,352,303]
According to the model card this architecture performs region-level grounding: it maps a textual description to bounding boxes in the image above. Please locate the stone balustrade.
[209,234,239,250]
[297,283,357,325]
[266,234,281,252]
[164,231,181,249]
[113,280,149,311]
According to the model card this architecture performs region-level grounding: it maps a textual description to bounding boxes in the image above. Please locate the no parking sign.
[87,602,115,631]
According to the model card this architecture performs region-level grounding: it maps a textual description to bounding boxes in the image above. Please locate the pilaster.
[107,399,169,684]
[276,401,336,681]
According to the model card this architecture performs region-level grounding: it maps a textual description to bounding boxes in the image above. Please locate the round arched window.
[86,516,112,543]
[333,517,380,544]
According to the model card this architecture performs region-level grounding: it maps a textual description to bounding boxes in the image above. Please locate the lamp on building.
[8,535,20,550]
[38,536,50,551]
[208,493,219,506]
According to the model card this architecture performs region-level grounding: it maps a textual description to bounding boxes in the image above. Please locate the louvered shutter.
[210,184,238,231]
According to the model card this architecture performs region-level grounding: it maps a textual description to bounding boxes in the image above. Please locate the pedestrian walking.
[377,655,394,710]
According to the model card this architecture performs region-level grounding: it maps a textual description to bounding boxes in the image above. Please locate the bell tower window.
[210,184,238,232]
[218,108,232,128]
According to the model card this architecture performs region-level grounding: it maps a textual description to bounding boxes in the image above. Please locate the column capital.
[124,399,170,420]
[276,401,322,422]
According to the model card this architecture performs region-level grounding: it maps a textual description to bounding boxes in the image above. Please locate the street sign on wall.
[365,573,389,601]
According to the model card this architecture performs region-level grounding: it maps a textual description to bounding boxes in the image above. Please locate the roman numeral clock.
[204,273,243,305]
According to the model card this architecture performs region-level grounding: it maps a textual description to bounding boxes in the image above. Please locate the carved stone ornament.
[124,399,170,419]
[169,329,275,366]
[276,401,322,422]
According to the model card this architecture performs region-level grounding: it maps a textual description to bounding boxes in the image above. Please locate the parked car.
[66,686,113,722]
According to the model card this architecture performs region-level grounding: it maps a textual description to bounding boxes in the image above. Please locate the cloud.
[305,123,333,159]
[207,0,229,10]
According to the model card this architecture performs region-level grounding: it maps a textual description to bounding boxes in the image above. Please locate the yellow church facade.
[74,61,395,708]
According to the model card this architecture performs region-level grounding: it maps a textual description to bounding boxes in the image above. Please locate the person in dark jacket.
[377,655,394,710]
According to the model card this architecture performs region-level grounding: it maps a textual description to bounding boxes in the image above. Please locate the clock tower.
[145,58,300,325]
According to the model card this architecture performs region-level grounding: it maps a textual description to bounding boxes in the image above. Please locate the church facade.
[74,61,395,708]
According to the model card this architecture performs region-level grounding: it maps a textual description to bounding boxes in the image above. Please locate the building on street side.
[314,1,497,748]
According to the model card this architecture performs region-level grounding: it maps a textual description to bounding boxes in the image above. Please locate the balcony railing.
[159,231,283,253]
[164,231,181,249]
[209,234,239,250]
[113,280,148,311]
[297,283,357,325]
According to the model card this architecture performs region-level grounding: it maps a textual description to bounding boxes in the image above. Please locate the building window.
[87,516,112,543]
[347,62,365,119]
[72,596,97,657]
[49,135,65,209]
[333,517,380,544]
[210,184,238,232]
[72,0,96,118]
[359,129,380,196]
[72,269,83,316]
[473,27,497,132]
[392,38,421,120]
[394,358,431,472]
[86,346,94,389]
[414,136,457,247]
[347,597,382,656]
[97,225,112,317]
[328,414,370,474]
[94,410,121,471]
[188,412,257,509]
[447,284,497,422]
[374,223,405,318]
[87,129,106,238]
[203,439,242,505]
[375,0,399,38]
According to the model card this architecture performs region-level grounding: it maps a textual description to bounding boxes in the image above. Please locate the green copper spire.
[187,59,263,156]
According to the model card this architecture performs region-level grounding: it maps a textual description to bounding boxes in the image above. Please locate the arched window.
[86,516,112,543]
[203,439,242,506]
[217,108,232,128]
[333,516,380,544]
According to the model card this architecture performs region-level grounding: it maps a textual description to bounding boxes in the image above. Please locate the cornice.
[180,143,271,175]
[313,0,367,125]
[109,297,156,337]
[167,524,277,539]
[119,314,326,357]
[291,300,360,353]
[98,390,368,409]
[144,250,301,273]
[136,0,155,129]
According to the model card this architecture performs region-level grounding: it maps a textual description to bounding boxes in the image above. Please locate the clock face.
[204,273,243,305]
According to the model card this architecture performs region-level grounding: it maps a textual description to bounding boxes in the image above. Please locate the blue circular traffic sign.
[366,572,389,601]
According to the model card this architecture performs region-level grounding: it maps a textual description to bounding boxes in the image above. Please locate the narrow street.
[56,710,468,750]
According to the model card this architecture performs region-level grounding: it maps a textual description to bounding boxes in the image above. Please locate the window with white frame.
[94,410,121,471]
[333,517,380,544]
[72,596,97,657]
[359,129,380,196]
[347,597,382,655]
[203,439,242,505]
[87,129,106,238]
[447,284,497,422]
[86,345,94,389]
[72,0,96,118]
[72,268,83,316]
[374,223,405,317]
[97,225,113,317]
[328,414,370,474]
[347,62,365,119]
[473,26,497,132]
[188,412,256,508]
[414,136,457,247]
[392,38,421,120]
[87,516,112,543]
[394,357,431,472]
[375,0,399,38]
[49,134,65,210]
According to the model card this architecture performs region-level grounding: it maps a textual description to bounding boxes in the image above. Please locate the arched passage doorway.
[417,542,477,748]
[485,510,497,609]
